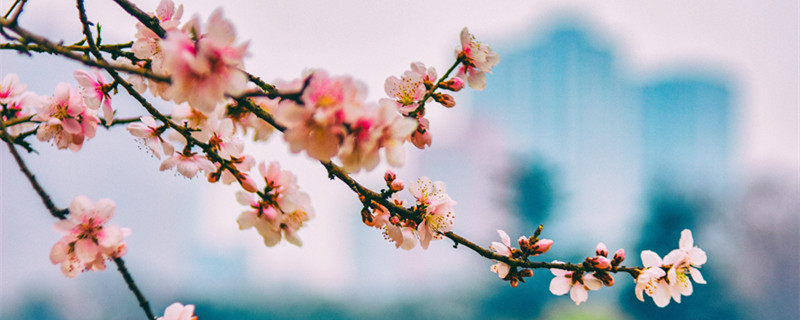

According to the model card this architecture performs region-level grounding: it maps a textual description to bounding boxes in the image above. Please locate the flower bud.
[595,242,608,257]
[517,236,530,248]
[238,174,259,193]
[438,77,465,92]
[586,256,612,270]
[390,216,400,225]
[612,248,625,266]
[530,238,553,255]
[519,268,533,278]
[594,271,615,286]
[384,169,396,184]
[432,93,456,108]
[207,170,221,183]
[390,179,405,192]
[510,277,519,288]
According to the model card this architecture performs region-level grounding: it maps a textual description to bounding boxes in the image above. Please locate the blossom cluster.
[49,196,130,278]
[488,228,705,307]
[236,161,314,247]
[1,72,111,151]
[130,0,247,114]
[361,172,456,250]
[490,229,553,287]
[271,70,417,173]
[635,229,708,307]
[0,0,715,315]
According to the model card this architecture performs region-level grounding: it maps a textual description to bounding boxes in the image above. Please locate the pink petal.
[640,250,663,268]
[679,229,694,250]
[61,118,82,134]
[653,282,672,307]
[50,239,70,264]
[69,195,94,222]
[688,247,707,265]
[94,198,116,223]
[569,285,588,305]
[690,267,706,284]
[236,211,257,230]
[583,274,603,290]
[98,225,123,249]
[495,262,510,278]
[497,229,511,247]
[549,277,571,295]
[73,238,99,263]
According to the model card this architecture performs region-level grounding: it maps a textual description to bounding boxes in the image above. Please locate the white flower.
[549,261,603,305]
[635,250,671,307]
[489,229,513,278]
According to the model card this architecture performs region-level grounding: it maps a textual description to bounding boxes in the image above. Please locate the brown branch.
[113,258,155,320]
[0,117,67,219]
[0,18,168,82]
[0,42,137,61]
[76,3,154,318]
[443,231,640,277]
[111,0,165,38]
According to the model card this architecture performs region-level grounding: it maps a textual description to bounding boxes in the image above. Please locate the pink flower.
[455,27,500,90]
[130,0,184,98]
[549,262,603,305]
[409,117,432,149]
[192,118,243,159]
[161,9,249,113]
[337,101,416,172]
[384,62,434,109]
[274,71,366,161]
[386,224,417,250]
[0,73,26,104]
[227,96,277,141]
[74,69,114,124]
[49,196,130,278]
[2,92,38,136]
[236,161,314,247]
[159,152,217,178]
[127,116,174,159]
[409,176,456,249]
[157,302,196,320]
[636,250,671,307]
[217,154,255,186]
[33,83,99,151]
[490,229,513,279]
[171,103,212,130]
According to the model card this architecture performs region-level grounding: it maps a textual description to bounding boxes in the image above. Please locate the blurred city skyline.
[2,1,798,319]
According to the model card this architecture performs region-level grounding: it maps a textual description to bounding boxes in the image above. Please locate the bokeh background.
[1,0,798,319]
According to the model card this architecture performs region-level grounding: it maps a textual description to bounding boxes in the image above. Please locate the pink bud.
[384,169,396,184]
[519,268,533,278]
[587,256,612,270]
[438,77,465,92]
[612,248,625,265]
[510,277,519,288]
[595,242,608,257]
[390,179,405,192]
[531,238,553,255]
[239,174,259,193]
[432,93,456,108]
[517,236,530,248]
[390,216,400,224]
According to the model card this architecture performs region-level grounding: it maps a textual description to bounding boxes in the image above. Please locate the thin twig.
[0,18,168,82]
[77,2,155,318]
[111,0,165,38]
[0,110,67,219]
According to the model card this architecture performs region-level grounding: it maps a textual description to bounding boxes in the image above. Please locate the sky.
[1,0,798,318]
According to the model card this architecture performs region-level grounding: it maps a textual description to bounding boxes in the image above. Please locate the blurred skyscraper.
[469,18,740,318]
[473,21,642,248]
